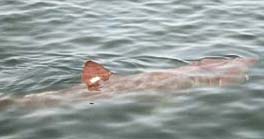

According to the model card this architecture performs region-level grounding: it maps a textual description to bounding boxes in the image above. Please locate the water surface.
[0,0,263,139]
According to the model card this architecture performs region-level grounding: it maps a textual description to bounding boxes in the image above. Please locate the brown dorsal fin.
[82,61,112,91]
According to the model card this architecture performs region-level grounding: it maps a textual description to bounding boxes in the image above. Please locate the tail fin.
[82,61,112,91]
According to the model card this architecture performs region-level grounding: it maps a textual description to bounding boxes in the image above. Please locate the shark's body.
[83,57,256,92]
[0,57,257,109]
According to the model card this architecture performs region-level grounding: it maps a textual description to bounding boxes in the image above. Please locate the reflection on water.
[0,0,263,138]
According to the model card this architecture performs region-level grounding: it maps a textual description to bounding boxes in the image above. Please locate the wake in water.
[0,57,257,109]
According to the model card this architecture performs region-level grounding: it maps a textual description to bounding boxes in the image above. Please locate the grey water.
[0,0,264,138]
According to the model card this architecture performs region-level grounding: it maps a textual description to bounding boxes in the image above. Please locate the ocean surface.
[0,0,263,138]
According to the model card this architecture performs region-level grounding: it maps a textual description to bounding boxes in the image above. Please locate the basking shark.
[82,57,256,92]
[0,57,257,109]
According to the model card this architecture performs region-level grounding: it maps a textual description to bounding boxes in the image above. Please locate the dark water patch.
[1,57,28,67]
[100,38,135,51]
[68,36,103,46]
[225,33,258,41]
[0,0,25,7]
[26,127,62,139]
[21,1,58,10]
[0,13,32,24]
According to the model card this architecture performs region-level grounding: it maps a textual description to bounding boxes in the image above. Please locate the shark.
[0,57,257,109]
[82,57,256,92]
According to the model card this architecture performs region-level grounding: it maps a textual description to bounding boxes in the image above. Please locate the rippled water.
[0,0,264,138]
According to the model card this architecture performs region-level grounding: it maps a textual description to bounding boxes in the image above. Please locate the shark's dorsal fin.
[82,61,112,91]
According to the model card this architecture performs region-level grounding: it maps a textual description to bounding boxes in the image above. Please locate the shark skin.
[0,57,257,109]
[82,58,257,93]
